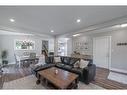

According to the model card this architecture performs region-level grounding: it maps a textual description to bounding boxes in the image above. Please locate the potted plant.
[1,50,8,66]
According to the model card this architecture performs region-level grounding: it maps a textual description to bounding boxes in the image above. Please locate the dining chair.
[14,53,21,68]
[29,53,36,64]
[30,53,36,59]
[30,54,45,70]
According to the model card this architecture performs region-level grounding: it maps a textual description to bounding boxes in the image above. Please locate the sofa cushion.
[71,67,83,75]
[69,58,79,66]
[79,59,89,69]
[62,57,70,65]
[55,63,65,68]
[64,65,73,70]
[45,56,54,64]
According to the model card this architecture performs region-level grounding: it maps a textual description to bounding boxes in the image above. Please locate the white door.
[93,36,111,69]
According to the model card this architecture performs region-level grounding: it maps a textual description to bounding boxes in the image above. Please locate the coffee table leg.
[74,78,79,89]
[36,73,41,85]
[45,79,48,86]
[36,79,40,84]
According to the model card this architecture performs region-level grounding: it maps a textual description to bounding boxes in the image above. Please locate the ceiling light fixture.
[76,19,81,23]
[9,18,15,22]
[50,30,54,33]
[73,34,80,37]
[121,23,127,28]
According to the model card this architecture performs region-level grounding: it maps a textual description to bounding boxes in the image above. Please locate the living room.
[0,6,127,91]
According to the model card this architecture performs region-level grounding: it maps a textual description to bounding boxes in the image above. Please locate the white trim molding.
[110,68,127,74]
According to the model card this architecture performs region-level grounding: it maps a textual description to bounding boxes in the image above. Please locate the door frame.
[93,36,112,69]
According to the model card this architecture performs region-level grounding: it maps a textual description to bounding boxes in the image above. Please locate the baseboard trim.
[110,68,127,74]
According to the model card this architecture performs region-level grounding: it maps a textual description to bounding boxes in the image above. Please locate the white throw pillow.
[54,57,61,63]
[79,59,89,68]
[37,54,45,65]
[74,60,80,68]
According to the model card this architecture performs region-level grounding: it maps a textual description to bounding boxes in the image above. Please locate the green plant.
[1,50,8,59]
[1,50,8,65]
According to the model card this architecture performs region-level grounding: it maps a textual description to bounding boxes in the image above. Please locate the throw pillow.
[38,54,46,65]
[73,60,80,68]
[54,56,61,63]
[79,59,89,69]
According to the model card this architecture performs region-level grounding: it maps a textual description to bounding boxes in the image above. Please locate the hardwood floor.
[92,67,127,89]
[0,65,127,89]
[0,65,32,89]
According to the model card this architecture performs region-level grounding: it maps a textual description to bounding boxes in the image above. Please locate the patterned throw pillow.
[73,60,80,68]
[79,59,89,68]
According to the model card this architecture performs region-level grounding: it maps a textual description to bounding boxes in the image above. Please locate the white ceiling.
[0,6,127,36]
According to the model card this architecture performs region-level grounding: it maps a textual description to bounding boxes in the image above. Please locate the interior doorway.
[57,38,68,56]
[93,36,111,69]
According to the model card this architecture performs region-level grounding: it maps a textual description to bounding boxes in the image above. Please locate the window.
[14,40,35,50]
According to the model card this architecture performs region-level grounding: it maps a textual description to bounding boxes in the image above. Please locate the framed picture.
[14,40,35,50]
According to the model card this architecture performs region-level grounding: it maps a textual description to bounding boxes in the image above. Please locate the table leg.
[74,78,79,89]
[36,74,41,85]
[36,79,40,85]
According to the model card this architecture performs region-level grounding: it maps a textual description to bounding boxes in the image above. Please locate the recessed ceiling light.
[121,23,127,27]
[76,19,81,23]
[113,25,121,28]
[50,30,54,33]
[113,23,127,28]
[73,34,80,37]
[9,18,15,22]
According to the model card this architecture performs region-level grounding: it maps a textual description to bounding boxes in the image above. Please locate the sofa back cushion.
[70,58,80,66]
[61,57,70,65]
[45,56,54,64]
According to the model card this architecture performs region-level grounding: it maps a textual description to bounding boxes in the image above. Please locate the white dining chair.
[14,54,21,68]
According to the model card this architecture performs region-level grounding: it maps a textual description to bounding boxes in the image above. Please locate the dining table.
[19,55,40,67]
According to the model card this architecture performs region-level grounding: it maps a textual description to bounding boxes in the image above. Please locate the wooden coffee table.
[37,67,79,89]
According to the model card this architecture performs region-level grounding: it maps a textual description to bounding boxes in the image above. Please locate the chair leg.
[19,63,20,68]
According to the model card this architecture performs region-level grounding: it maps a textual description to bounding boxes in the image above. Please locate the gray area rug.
[108,71,127,84]
[3,75,104,89]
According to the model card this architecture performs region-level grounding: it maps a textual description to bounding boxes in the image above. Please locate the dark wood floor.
[0,65,127,89]
[92,67,127,89]
[0,65,32,89]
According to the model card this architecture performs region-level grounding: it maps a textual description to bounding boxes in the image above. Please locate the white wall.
[0,39,1,54]
[0,35,54,63]
[71,29,127,73]
[67,38,72,56]
[72,36,93,55]
[54,37,58,56]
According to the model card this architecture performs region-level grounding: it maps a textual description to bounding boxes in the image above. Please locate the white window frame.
[14,39,35,50]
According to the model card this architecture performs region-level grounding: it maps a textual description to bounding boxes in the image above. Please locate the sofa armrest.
[33,64,55,72]
[32,63,55,77]
[83,64,96,84]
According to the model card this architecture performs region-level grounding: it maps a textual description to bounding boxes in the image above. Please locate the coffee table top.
[38,67,78,89]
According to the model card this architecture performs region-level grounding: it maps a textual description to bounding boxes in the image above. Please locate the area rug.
[108,71,127,84]
[3,75,104,89]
